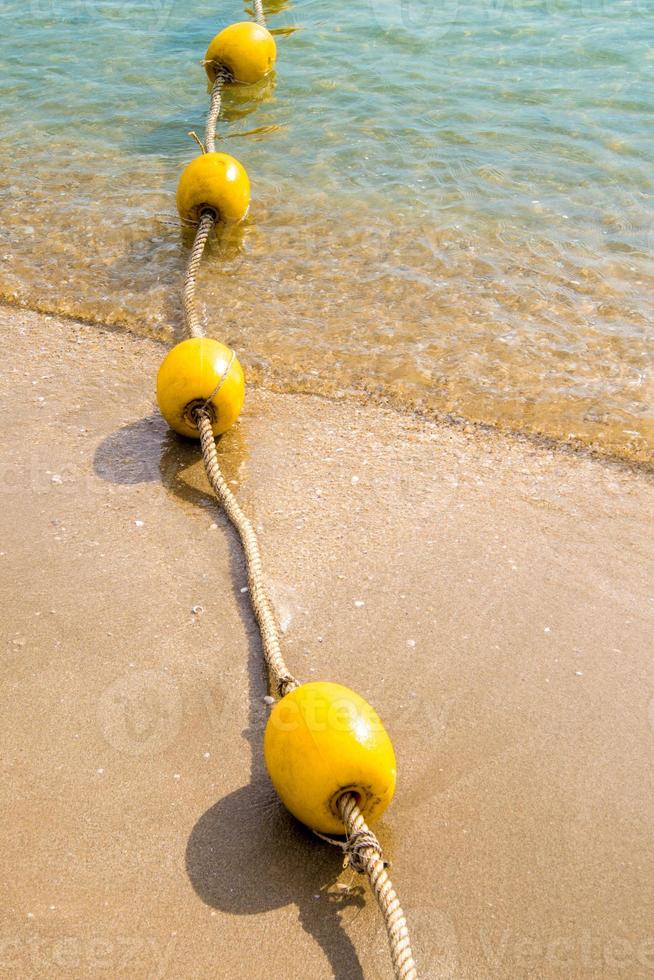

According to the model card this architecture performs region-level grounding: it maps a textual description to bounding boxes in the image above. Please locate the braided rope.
[253,0,266,28]
[176,8,419,976]
[205,75,226,154]
[196,409,300,698]
[339,794,418,979]
[183,212,214,338]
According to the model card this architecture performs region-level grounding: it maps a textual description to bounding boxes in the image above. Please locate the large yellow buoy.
[263,681,397,834]
[176,152,250,225]
[156,337,245,438]
[205,22,277,85]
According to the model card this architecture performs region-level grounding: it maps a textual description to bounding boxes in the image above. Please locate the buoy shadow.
[186,780,366,979]
[161,428,368,979]
[93,414,247,490]
[94,415,367,978]
[94,414,168,485]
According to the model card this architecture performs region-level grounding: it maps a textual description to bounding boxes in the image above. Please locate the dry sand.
[1,306,653,979]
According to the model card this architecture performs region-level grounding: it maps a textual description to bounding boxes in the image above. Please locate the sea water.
[0,0,652,462]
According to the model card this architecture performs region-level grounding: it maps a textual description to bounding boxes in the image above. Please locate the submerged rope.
[205,74,227,154]
[253,0,266,28]
[183,212,214,338]
[178,7,418,977]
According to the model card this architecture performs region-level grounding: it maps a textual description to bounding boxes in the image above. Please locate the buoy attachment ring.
[205,22,277,85]
[263,681,397,834]
[176,153,250,225]
[156,337,245,439]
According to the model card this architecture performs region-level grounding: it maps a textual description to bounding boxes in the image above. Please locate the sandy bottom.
[1,306,653,979]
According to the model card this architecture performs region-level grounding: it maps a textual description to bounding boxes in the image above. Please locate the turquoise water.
[0,0,652,462]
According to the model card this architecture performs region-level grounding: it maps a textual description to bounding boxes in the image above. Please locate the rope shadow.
[93,415,367,978]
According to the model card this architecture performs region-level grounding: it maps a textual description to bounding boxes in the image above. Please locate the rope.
[253,0,266,28]
[205,74,226,154]
[196,409,301,699]
[183,211,214,338]
[339,794,418,980]
[176,8,419,976]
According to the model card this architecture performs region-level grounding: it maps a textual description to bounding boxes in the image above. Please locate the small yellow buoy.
[176,152,250,225]
[205,22,277,85]
[263,681,397,834]
[156,337,245,438]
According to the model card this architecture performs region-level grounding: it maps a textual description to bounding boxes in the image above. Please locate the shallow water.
[0,0,652,462]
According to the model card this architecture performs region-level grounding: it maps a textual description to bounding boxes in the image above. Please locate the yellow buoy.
[263,681,397,834]
[176,152,250,225]
[156,337,245,439]
[205,22,277,85]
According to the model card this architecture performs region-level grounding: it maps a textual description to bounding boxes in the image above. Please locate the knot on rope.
[278,675,301,698]
[313,822,389,874]
[344,828,389,874]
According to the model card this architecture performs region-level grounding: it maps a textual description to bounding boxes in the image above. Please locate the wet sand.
[1,305,653,979]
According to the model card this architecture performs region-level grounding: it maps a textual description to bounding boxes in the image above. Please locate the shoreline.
[2,305,653,978]
[2,296,652,475]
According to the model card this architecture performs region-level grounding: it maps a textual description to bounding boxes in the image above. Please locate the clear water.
[0,0,652,463]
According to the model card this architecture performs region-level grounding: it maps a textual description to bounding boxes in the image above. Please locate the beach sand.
[1,305,653,979]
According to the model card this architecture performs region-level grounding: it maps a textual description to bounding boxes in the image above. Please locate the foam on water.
[0,0,652,463]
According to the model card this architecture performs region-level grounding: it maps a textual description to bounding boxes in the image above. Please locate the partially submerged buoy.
[263,681,397,834]
[205,22,277,85]
[156,337,245,438]
[176,152,250,225]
